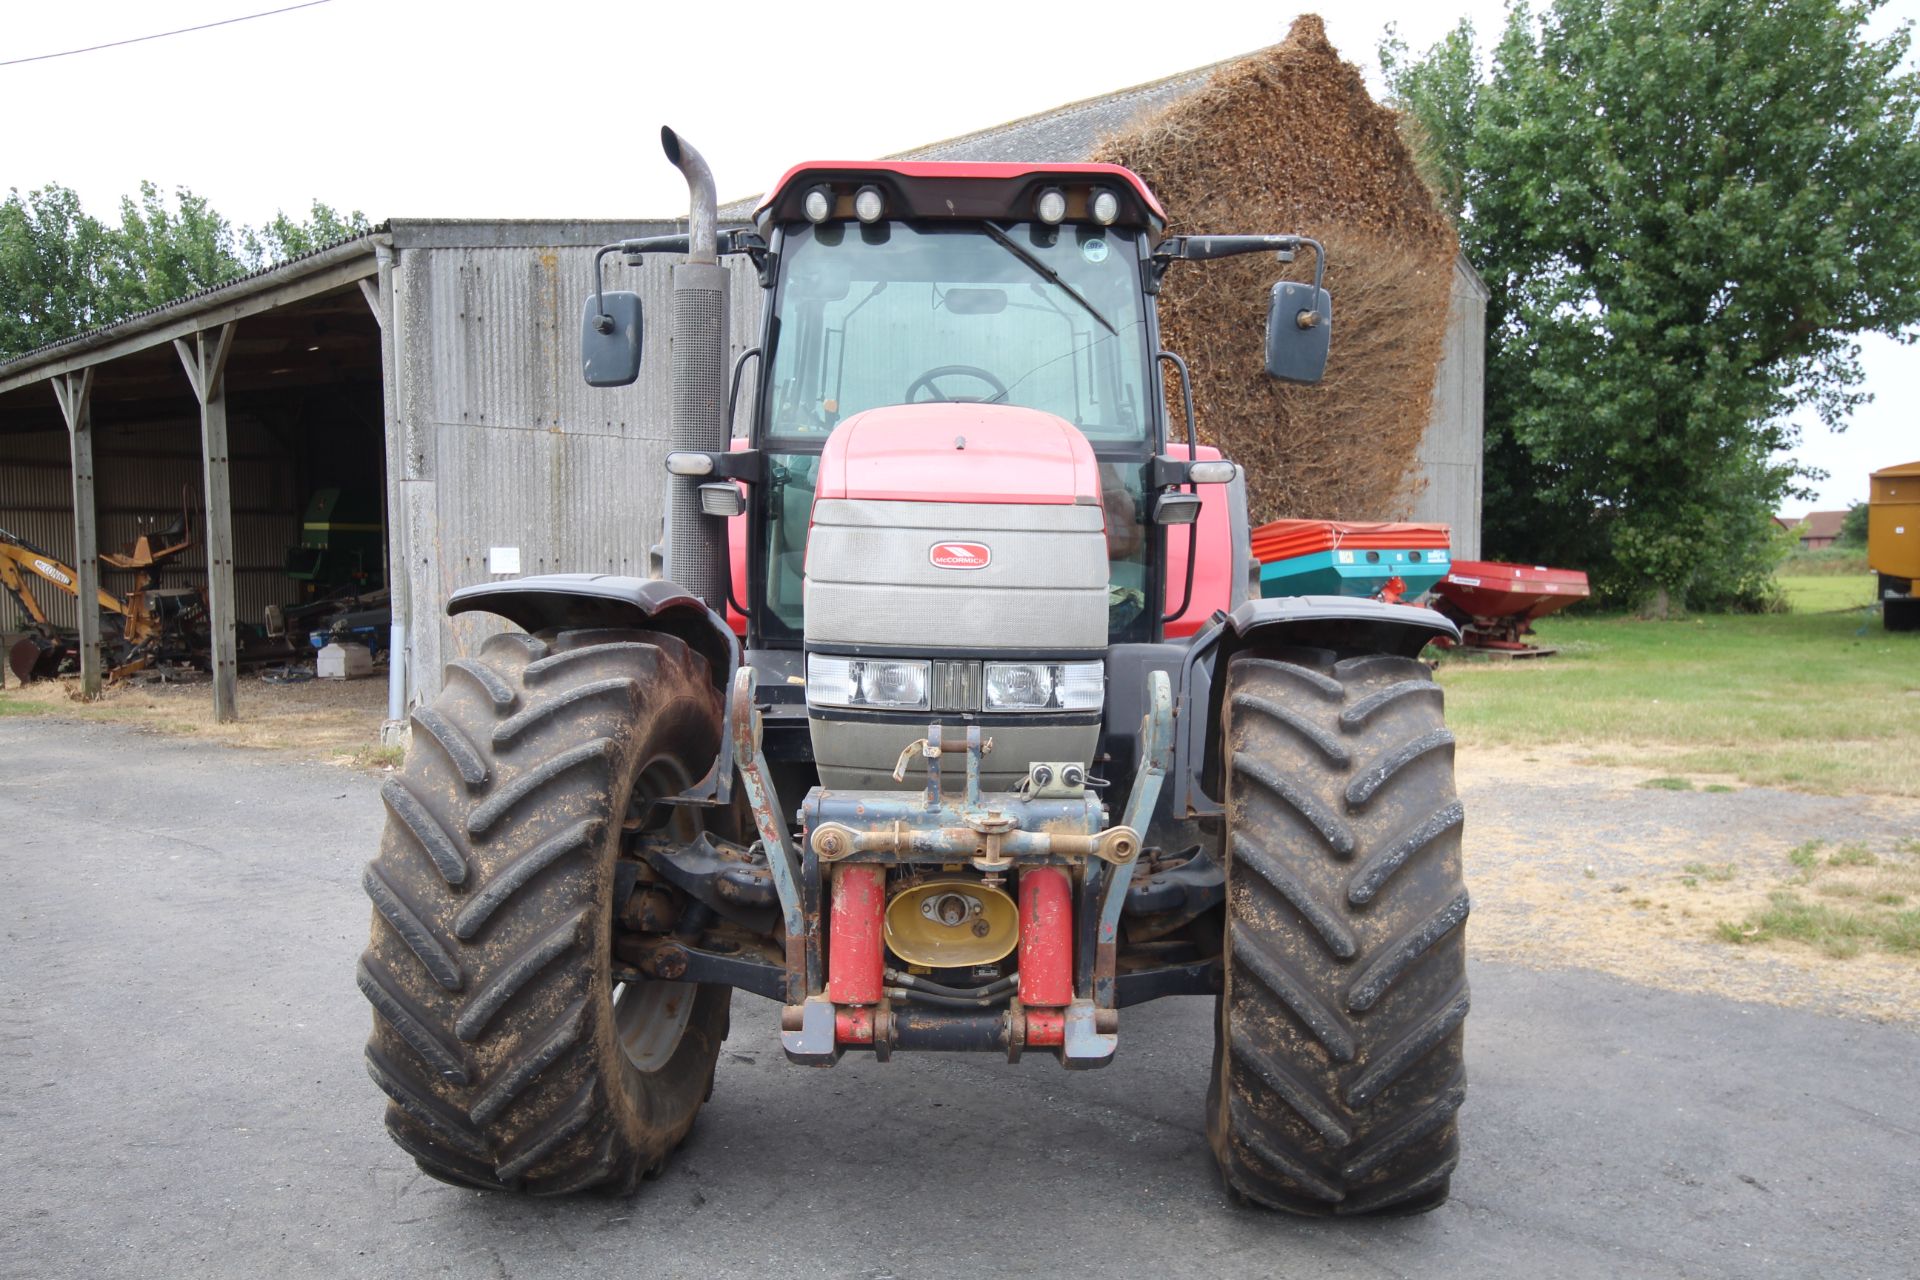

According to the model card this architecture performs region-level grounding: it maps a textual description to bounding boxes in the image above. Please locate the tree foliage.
[1839,501,1870,548]
[0,183,371,361]
[0,186,116,360]
[1383,0,1920,610]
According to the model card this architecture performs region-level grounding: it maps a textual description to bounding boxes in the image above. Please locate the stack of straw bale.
[1091,15,1459,523]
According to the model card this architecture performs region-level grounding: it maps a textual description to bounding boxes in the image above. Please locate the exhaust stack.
[661,126,729,611]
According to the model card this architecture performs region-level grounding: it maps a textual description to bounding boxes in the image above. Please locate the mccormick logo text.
[929,542,992,570]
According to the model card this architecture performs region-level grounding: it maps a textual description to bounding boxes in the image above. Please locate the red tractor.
[358,130,1469,1215]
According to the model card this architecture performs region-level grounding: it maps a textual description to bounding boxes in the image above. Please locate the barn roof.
[716,60,1231,221]
[889,64,1227,164]
[1798,510,1849,539]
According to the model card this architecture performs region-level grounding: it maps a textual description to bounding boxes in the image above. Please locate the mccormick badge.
[929,542,992,570]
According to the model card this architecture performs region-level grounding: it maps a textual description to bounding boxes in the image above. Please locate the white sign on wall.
[488,546,522,575]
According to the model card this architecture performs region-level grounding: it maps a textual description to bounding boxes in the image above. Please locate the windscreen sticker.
[1081,238,1108,263]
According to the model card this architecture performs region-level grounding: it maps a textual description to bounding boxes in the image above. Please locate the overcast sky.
[4,0,1913,509]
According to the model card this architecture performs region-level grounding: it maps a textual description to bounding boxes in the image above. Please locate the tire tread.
[1211,645,1469,1217]
[359,628,728,1195]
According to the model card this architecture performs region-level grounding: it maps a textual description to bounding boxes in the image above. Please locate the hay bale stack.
[1090,15,1458,523]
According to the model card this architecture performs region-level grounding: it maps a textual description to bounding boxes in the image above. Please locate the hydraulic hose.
[886,986,1013,1010]
[885,969,1018,999]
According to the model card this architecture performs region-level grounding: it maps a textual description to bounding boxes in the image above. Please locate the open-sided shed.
[0,220,756,732]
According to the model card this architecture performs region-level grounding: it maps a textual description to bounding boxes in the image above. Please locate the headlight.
[807,655,930,711]
[983,661,1103,712]
[1035,187,1068,224]
[1090,188,1119,225]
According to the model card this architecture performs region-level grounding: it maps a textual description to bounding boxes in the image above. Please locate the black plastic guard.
[447,574,738,692]
[1237,595,1455,654]
[447,574,742,803]
[1168,596,1458,820]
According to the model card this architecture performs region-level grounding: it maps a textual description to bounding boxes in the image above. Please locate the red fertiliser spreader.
[1430,560,1590,657]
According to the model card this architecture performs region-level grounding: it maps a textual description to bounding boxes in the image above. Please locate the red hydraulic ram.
[1019,867,1072,1046]
[828,864,885,1017]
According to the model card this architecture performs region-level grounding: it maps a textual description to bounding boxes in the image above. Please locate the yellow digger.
[1,510,206,684]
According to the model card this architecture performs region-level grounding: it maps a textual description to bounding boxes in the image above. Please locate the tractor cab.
[748,164,1169,650]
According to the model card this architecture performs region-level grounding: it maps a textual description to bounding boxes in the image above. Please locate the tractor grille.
[930,660,982,713]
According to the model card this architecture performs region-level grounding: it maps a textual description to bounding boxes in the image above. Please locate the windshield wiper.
[979,222,1116,336]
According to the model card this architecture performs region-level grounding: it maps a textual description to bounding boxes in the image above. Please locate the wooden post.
[369,243,411,744]
[175,324,239,722]
[50,369,100,698]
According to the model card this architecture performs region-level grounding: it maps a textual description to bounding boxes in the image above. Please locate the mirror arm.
[588,244,621,334]
[589,228,775,340]
[1152,235,1325,290]
[586,234,695,333]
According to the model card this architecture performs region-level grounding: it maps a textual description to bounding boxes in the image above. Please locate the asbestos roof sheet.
[716,59,1232,220]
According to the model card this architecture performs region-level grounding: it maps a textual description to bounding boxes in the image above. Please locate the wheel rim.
[613,754,701,1074]
[614,978,698,1073]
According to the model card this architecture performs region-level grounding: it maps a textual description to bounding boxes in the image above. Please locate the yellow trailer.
[1870,459,1920,631]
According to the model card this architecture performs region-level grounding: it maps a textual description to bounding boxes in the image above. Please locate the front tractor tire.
[358,627,731,1194]
[1209,646,1469,1216]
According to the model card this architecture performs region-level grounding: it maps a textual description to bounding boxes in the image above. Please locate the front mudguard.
[1167,596,1459,820]
[447,573,741,800]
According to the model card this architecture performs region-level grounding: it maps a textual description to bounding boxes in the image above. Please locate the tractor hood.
[816,403,1101,507]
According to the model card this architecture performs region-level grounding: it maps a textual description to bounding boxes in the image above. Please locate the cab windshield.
[763,221,1154,444]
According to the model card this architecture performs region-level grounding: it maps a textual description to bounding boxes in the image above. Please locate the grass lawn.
[1778,572,1877,611]
[1436,575,1919,796]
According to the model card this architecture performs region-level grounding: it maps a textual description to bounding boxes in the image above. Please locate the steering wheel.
[904,364,1010,403]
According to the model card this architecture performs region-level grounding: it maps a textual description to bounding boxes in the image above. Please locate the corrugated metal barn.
[0,54,1483,732]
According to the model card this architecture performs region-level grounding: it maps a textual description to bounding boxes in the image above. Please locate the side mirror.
[582,290,644,387]
[1265,281,1332,384]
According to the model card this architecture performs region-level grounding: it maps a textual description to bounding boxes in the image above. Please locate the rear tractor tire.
[1208,646,1469,1216]
[358,627,731,1194]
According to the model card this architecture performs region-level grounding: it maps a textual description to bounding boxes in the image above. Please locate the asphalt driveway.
[1,718,1914,1279]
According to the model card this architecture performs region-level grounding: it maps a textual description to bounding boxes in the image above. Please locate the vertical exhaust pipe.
[661,126,729,610]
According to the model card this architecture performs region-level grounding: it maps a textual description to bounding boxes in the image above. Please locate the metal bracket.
[1093,669,1174,1008]
[647,941,786,1002]
[807,816,1135,866]
[781,994,840,1067]
[729,666,819,1001]
[1061,999,1116,1069]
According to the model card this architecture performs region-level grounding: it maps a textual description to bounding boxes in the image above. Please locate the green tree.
[0,185,117,358]
[107,180,249,314]
[0,185,374,361]
[1838,501,1870,547]
[1383,0,1920,611]
[242,201,372,267]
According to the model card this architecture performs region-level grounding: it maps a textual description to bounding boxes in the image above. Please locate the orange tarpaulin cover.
[1251,519,1451,564]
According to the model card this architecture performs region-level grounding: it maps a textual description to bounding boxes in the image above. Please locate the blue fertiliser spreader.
[1250,520,1452,602]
